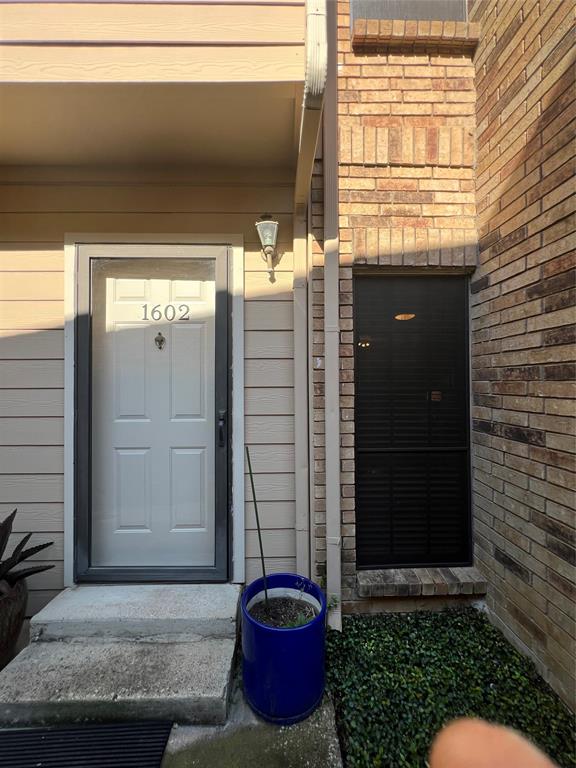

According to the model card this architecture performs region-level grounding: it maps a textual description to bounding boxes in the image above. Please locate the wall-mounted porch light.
[255,215,279,282]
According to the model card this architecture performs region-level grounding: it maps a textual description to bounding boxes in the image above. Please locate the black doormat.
[0,720,173,768]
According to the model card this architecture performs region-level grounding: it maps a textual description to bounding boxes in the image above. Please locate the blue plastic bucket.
[241,573,326,725]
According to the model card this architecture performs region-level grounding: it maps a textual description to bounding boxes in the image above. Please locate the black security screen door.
[354,275,471,568]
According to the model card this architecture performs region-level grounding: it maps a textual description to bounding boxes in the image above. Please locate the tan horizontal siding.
[0,273,63,300]
[245,557,296,582]
[25,560,63,591]
[0,247,63,271]
[245,416,294,444]
[245,301,293,331]
[245,271,293,301]
[245,359,294,388]
[244,250,294,272]
[0,330,63,359]
[0,418,63,445]
[0,389,63,417]
[245,473,294,502]
[0,474,63,503]
[0,503,63,532]
[0,4,305,45]
[0,46,304,84]
[245,501,295,530]
[245,529,296,559]
[245,331,294,358]
[0,185,293,214]
[245,388,294,416]
[0,177,297,614]
[0,302,64,330]
[0,446,64,474]
[7,532,63,561]
[0,360,64,388]
[0,213,294,242]
[243,445,295,475]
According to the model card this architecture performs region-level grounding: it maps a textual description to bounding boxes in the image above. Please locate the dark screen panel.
[354,275,471,568]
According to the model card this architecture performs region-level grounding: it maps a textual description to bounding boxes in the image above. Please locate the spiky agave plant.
[0,509,54,596]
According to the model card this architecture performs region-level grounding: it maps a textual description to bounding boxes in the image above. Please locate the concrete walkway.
[162,681,343,768]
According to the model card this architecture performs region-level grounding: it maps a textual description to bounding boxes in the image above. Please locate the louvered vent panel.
[355,275,471,568]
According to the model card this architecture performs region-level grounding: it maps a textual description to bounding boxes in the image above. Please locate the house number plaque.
[141,304,190,321]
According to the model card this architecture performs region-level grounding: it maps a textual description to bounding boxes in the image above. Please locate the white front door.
[90,257,219,568]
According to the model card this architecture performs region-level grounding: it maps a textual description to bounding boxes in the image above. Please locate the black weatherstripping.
[0,721,172,768]
[354,274,471,568]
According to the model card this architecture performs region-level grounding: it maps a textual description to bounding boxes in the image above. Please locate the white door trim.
[63,234,245,585]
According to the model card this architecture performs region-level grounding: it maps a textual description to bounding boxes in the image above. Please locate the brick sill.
[352,19,480,52]
[357,567,487,598]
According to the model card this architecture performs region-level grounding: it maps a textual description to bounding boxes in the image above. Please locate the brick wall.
[469,0,575,706]
[312,0,574,708]
[312,2,480,605]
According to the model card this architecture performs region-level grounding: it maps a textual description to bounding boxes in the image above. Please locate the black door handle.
[218,410,227,447]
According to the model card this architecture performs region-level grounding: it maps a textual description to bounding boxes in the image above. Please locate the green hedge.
[326,609,575,768]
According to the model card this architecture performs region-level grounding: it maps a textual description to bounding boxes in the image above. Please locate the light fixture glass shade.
[255,218,279,250]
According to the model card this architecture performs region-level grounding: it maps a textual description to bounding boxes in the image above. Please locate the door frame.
[63,235,245,585]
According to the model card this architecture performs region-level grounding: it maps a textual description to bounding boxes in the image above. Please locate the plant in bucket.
[241,447,327,725]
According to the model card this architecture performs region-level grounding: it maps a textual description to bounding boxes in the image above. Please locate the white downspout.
[294,0,327,215]
[293,0,328,578]
[323,0,342,630]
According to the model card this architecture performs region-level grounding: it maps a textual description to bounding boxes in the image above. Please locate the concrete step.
[31,584,241,641]
[0,636,236,726]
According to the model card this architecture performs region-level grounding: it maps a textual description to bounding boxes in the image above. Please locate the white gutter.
[323,0,342,630]
[293,0,328,578]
